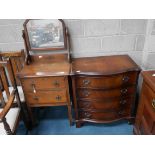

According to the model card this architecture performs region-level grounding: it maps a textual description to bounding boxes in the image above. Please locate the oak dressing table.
[17,19,72,125]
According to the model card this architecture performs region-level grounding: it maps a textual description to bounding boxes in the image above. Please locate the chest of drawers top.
[71,55,141,76]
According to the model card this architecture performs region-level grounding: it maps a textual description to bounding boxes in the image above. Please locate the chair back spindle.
[0,50,25,86]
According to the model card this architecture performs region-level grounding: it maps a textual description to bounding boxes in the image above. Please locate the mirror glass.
[26,19,65,50]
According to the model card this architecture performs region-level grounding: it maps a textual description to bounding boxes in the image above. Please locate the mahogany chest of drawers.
[71,55,141,127]
[134,71,155,135]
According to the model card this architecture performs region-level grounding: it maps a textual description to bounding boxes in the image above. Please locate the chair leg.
[2,118,12,135]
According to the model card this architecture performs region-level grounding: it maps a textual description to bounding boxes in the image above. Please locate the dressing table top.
[17,54,70,78]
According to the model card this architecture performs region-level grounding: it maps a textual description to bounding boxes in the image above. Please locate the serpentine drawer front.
[79,107,131,122]
[78,97,134,111]
[77,86,135,99]
[134,71,155,135]
[71,55,141,128]
[75,72,138,89]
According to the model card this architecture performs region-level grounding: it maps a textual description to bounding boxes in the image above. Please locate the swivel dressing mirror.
[23,19,70,64]
[24,19,67,51]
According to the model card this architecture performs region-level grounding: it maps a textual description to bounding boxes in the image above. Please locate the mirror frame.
[23,19,67,51]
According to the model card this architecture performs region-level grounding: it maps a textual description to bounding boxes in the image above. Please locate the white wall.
[0,19,154,70]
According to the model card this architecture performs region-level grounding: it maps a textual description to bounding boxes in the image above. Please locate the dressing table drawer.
[24,89,67,106]
[75,72,138,89]
[21,76,66,92]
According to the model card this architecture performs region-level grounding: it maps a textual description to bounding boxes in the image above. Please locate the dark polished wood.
[77,86,136,99]
[75,72,138,89]
[71,55,140,76]
[78,97,134,111]
[71,55,141,127]
[134,71,155,135]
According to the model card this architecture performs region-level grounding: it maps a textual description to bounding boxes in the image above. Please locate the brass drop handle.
[56,95,61,101]
[121,88,128,94]
[83,102,91,109]
[84,112,92,118]
[83,90,90,97]
[53,80,60,87]
[83,79,90,85]
[118,110,124,115]
[120,100,127,105]
[152,99,155,109]
[31,84,36,94]
[122,76,130,82]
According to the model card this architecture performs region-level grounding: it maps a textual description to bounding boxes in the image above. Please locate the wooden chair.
[0,50,33,130]
[0,50,25,102]
[0,60,25,134]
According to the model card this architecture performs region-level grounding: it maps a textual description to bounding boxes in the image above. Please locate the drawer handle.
[121,88,128,94]
[152,99,155,109]
[83,102,91,109]
[84,112,92,118]
[120,100,127,105]
[122,76,130,82]
[83,79,90,85]
[53,80,60,87]
[118,110,124,115]
[56,95,62,101]
[31,84,36,93]
[83,90,90,97]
